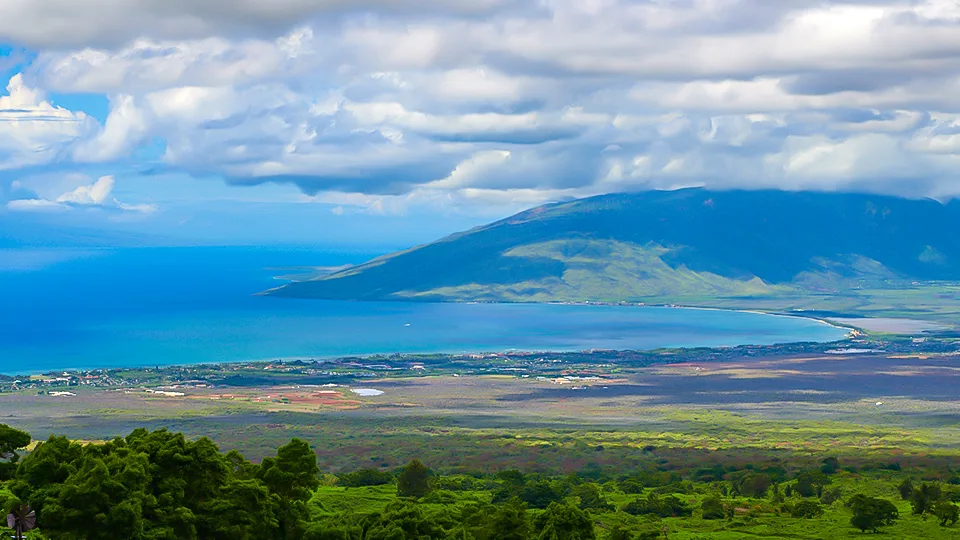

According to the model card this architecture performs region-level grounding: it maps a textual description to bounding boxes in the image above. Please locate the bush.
[533,502,596,540]
[819,488,842,506]
[933,501,960,527]
[397,459,432,499]
[623,493,691,518]
[849,495,898,533]
[336,468,394,488]
[789,500,824,519]
[701,496,725,520]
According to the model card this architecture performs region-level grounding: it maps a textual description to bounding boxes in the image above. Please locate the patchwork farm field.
[5,347,959,472]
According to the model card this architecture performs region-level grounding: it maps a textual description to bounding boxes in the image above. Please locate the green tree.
[789,500,824,519]
[793,471,829,498]
[336,468,394,488]
[363,502,448,540]
[534,502,596,540]
[10,435,83,513]
[897,478,915,500]
[397,459,432,499]
[0,424,31,479]
[201,479,279,540]
[258,438,320,540]
[848,495,898,533]
[731,472,771,498]
[605,525,633,540]
[40,451,153,540]
[932,501,959,527]
[910,482,943,515]
[701,496,725,520]
[489,500,531,540]
[571,483,613,512]
[623,493,691,518]
[820,457,840,475]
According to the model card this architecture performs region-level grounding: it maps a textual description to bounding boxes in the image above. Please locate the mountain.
[269,188,960,305]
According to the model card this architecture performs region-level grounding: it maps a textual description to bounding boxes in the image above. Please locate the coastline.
[1,302,854,377]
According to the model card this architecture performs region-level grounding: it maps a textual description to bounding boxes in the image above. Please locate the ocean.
[0,247,848,374]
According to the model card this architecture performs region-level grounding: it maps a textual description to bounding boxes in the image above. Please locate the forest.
[2,423,960,539]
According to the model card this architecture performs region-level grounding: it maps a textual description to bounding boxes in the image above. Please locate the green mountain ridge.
[269,188,960,311]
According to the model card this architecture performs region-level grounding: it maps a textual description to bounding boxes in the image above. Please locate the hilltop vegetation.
[270,189,960,320]
[2,423,960,539]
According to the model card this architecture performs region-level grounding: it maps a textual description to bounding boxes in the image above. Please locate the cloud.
[6,198,66,212]
[0,74,93,170]
[5,0,960,215]
[0,0,524,48]
[56,174,114,204]
[7,174,156,213]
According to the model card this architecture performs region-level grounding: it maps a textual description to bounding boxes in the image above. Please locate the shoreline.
[1,302,856,377]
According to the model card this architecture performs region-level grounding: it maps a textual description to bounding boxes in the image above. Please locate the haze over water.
[0,247,847,374]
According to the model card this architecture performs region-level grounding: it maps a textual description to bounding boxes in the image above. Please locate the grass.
[306,474,960,539]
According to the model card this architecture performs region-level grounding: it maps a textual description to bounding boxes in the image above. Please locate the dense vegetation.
[3,424,960,539]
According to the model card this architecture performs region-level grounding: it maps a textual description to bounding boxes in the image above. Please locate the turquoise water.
[0,247,847,374]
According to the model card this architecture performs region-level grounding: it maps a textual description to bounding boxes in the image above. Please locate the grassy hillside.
[270,188,960,316]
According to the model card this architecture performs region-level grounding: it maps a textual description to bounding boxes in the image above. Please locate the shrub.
[336,468,394,488]
[789,500,824,519]
[701,496,725,520]
[623,493,691,518]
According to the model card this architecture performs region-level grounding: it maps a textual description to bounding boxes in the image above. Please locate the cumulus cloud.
[3,0,960,213]
[7,174,157,213]
[0,0,524,48]
[0,74,93,170]
[55,175,114,205]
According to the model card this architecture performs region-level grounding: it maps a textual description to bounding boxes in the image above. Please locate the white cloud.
[7,174,156,213]
[5,0,960,212]
[0,74,93,170]
[6,198,67,212]
[56,175,115,205]
[0,0,520,48]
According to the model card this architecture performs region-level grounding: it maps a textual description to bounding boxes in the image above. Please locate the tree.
[701,496,725,520]
[489,500,531,540]
[932,501,959,527]
[910,482,943,515]
[848,495,898,533]
[363,502,448,540]
[734,473,771,499]
[259,439,320,501]
[201,479,279,540]
[571,483,613,512]
[337,468,393,488]
[789,500,824,519]
[605,526,633,540]
[534,502,596,540]
[454,500,529,540]
[820,457,840,475]
[793,471,830,498]
[897,478,915,501]
[258,438,320,540]
[0,424,31,480]
[397,459,432,499]
[40,452,153,540]
[623,493,691,518]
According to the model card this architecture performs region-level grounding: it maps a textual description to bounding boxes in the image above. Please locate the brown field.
[3,350,958,468]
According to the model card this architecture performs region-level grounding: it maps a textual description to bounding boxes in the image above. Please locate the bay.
[0,247,847,374]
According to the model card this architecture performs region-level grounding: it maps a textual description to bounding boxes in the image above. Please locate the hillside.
[269,188,960,309]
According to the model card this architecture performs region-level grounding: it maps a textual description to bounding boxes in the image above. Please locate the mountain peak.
[270,189,960,304]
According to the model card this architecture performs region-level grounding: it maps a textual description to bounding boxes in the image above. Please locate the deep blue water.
[0,247,848,374]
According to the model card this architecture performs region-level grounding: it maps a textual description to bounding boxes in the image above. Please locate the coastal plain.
[5,334,959,473]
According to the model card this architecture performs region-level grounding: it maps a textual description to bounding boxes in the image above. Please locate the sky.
[2,0,960,247]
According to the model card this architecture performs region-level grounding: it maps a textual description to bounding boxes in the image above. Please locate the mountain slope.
[269,188,960,303]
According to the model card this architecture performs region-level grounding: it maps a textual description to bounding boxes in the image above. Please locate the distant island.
[268,188,960,324]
